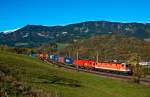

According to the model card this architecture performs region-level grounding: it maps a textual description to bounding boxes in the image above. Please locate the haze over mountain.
[0,21,150,47]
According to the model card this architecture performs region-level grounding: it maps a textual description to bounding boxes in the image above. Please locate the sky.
[0,0,150,32]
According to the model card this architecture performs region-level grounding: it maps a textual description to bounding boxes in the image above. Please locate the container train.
[31,53,131,74]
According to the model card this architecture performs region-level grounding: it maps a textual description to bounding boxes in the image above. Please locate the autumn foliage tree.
[127,53,144,83]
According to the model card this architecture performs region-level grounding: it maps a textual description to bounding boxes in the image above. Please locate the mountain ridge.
[0,21,150,47]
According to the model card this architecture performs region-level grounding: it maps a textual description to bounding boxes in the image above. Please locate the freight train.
[31,53,131,74]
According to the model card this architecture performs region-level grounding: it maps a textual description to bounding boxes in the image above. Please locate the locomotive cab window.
[126,64,129,68]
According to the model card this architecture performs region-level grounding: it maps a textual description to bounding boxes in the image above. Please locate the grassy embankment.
[0,51,150,97]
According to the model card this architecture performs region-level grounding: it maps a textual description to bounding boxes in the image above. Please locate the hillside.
[59,35,150,62]
[0,51,150,97]
[1,21,150,47]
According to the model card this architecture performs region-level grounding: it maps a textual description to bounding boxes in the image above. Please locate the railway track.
[46,60,150,85]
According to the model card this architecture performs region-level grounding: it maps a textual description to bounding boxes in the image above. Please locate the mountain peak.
[3,28,20,34]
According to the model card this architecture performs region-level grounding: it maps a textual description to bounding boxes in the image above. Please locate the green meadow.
[0,51,150,97]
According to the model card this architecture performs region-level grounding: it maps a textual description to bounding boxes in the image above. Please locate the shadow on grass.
[33,75,81,88]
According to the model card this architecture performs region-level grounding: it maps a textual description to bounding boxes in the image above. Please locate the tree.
[127,53,143,83]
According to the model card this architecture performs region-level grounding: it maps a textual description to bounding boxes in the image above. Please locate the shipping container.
[64,57,73,64]
[58,57,64,63]
[31,54,37,58]
[73,60,95,68]
[73,60,84,67]
[54,56,59,62]
[83,60,95,68]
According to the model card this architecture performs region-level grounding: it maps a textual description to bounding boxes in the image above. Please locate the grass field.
[0,51,150,97]
[57,43,69,50]
[142,66,150,75]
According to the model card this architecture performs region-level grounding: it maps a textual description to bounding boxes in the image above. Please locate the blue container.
[54,56,59,62]
[31,54,37,58]
[64,57,73,64]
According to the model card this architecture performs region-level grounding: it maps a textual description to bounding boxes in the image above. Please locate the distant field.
[144,38,150,42]
[142,66,150,75]
[57,43,69,50]
[0,51,150,97]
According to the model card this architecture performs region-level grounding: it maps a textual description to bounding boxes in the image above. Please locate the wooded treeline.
[59,35,150,62]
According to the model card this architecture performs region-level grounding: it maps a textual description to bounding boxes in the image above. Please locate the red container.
[58,57,64,63]
[83,60,95,68]
[73,60,84,67]
[73,59,95,68]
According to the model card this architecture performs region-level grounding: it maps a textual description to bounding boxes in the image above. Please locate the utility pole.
[96,51,99,63]
[76,50,79,71]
